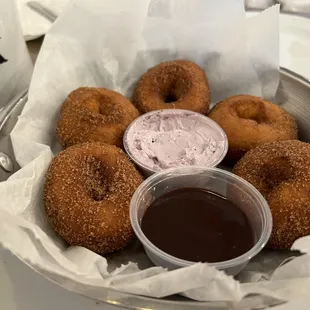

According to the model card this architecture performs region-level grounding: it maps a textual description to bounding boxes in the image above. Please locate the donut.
[56,87,139,148]
[208,95,298,161]
[44,142,144,254]
[233,140,310,249]
[132,60,210,114]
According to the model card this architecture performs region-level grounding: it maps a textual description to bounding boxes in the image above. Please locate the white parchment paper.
[2,0,310,308]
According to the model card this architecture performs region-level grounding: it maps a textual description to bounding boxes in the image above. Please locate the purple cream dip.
[124,109,228,175]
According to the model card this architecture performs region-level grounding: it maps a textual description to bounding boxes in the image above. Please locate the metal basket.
[0,68,309,309]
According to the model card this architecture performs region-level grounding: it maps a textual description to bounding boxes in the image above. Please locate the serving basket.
[0,68,309,309]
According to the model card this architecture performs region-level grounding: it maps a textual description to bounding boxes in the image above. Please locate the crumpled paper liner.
[2,0,310,308]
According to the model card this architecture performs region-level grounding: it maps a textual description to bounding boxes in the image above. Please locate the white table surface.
[2,12,310,310]
[0,248,108,310]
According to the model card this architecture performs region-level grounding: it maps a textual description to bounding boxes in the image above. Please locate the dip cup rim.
[130,166,273,270]
[123,109,228,175]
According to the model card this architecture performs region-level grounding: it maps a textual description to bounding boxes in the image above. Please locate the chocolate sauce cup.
[130,166,272,276]
[123,109,228,177]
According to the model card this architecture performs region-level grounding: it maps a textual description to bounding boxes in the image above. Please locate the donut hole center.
[234,101,267,123]
[84,157,110,201]
[263,156,293,191]
[88,177,108,201]
[163,92,178,104]
[98,98,116,116]
[158,67,191,104]
[83,96,116,117]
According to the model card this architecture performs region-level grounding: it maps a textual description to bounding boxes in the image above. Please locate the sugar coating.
[209,95,298,161]
[56,87,139,148]
[132,60,210,114]
[233,140,310,249]
[44,142,144,255]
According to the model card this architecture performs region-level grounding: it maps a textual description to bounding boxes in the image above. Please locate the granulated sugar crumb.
[44,142,143,255]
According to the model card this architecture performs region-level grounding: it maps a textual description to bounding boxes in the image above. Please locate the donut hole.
[157,66,192,104]
[83,95,117,117]
[87,175,108,201]
[98,98,116,116]
[234,100,267,123]
[159,82,189,104]
[163,92,178,104]
[83,156,111,201]
[83,97,101,113]
[262,156,293,191]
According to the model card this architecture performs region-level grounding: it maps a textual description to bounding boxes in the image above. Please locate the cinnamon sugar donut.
[57,87,139,148]
[233,140,310,249]
[209,95,298,161]
[133,60,210,114]
[44,142,144,254]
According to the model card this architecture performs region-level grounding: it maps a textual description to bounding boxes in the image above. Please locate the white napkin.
[4,0,309,308]
[17,0,69,40]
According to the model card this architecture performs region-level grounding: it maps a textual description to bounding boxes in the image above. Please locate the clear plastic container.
[130,166,272,275]
[123,109,228,177]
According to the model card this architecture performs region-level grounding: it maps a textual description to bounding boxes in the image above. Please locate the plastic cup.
[130,166,272,275]
[123,109,228,177]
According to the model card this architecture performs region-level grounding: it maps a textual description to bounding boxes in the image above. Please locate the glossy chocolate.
[141,187,254,262]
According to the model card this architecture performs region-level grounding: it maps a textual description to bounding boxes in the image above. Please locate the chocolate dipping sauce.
[141,188,255,263]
